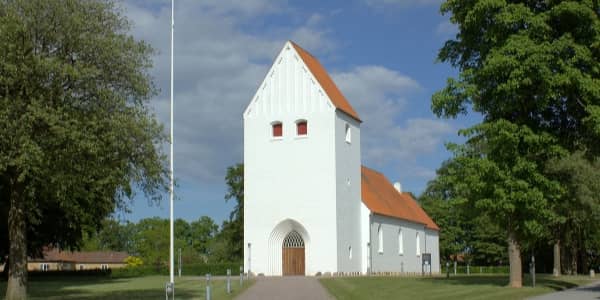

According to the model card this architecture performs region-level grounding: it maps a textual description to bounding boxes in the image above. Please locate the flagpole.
[169,0,175,294]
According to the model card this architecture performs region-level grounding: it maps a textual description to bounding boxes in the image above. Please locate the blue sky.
[119,0,480,224]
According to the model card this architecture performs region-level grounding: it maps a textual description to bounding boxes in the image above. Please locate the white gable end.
[243,42,336,120]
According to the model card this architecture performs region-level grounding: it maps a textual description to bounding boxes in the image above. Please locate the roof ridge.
[290,41,362,122]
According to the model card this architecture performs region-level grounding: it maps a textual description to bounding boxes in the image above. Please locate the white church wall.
[334,111,362,273]
[370,214,428,274]
[244,43,340,276]
[425,229,440,273]
[360,202,370,274]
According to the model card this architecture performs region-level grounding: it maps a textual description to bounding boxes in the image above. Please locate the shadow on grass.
[28,288,197,300]
[0,277,198,300]
[427,275,579,291]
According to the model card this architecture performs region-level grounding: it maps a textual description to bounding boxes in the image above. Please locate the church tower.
[243,41,363,276]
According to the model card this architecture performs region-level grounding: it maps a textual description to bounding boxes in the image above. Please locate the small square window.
[297,121,307,135]
[272,122,282,137]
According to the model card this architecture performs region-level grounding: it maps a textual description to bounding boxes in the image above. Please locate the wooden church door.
[282,230,305,275]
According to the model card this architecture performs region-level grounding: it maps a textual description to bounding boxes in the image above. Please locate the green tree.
[433,0,600,286]
[217,164,244,262]
[440,121,562,287]
[421,160,506,266]
[190,216,218,259]
[225,164,244,222]
[134,218,170,270]
[420,161,468,262]
[0,1,168,298]
[546,151,600,274]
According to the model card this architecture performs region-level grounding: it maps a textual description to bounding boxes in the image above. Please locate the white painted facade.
[243,41,439,276]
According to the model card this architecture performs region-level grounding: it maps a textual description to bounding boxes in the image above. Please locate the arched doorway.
[282,230,305,275]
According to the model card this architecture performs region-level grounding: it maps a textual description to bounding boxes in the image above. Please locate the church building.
[243,41,440,276]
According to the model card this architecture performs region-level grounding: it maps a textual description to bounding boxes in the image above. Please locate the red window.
[297,121,307,135]
[272,123,282,137]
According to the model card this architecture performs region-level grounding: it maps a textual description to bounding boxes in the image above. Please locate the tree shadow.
[28,288,198,300]
[426,275,580,291]
[0,277,199,299]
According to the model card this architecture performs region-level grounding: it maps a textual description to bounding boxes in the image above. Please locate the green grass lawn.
[0,275,254,299]
[319,274,599,300]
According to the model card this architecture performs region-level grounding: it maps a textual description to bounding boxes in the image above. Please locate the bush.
[111,262,242,278]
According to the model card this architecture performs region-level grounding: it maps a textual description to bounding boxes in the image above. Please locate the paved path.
[528,280,600,300]
[235,276,333,300]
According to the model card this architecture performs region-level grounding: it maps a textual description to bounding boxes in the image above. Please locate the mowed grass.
[0,275,254,300]
[319,274,599,300]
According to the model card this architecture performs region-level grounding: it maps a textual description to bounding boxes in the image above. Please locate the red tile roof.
[361,166,439,231]
[290,41,362,122]
[30,248,129,264]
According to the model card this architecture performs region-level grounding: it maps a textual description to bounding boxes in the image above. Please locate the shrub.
[111,262,242,278]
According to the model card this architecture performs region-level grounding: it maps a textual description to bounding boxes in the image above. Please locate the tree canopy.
[432,0,600,287]
[0,1,168,298]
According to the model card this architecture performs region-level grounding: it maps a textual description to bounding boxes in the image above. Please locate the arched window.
[272,121,282,137]
[349,245,352,260]
[296,120,307,136]
[345,123,351,143]
[398,229,404,255]
[416,232,421,256]
[378,224,383,253]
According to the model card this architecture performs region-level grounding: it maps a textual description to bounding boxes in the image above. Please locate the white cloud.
[124,0,334,183]
[332,66,453,170]
[123,0,451,189]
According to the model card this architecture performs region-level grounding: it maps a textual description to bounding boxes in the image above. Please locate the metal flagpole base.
[165,282,174,300]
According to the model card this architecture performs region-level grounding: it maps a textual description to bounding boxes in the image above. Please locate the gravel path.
[527,280,600,300]
[235,276,333,300]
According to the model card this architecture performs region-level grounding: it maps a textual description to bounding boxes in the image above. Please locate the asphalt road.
[528,280,600,300]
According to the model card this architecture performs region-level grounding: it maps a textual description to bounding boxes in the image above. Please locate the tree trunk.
[581,248,589,275]
[571,244,578,275]
[508,231,522,288]
[553,240,561,276]
[6,183,27,300]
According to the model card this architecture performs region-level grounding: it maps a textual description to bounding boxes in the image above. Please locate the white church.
[243,41,440,276]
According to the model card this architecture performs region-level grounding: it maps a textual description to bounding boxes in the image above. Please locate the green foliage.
[448,120,562,244]
[81,215,234,270]
[124,256,143,267]
[433,0,600,278]
[225,164,244,222]
[421,160,507,266]
[190,216,219,256]
[435,0,600,155]
[0,0,168,297]
[213,164,244,262]
[546,151,600,272]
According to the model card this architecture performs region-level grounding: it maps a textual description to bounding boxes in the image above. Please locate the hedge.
[111,262,243,278]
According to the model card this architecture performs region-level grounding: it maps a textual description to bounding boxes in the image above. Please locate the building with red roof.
[243,41,439,276]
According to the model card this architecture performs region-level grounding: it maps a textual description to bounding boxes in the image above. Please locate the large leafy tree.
[442,121,563,287]
[433,0,600,286]
[0,1,168,298]
[420,160,506,266]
